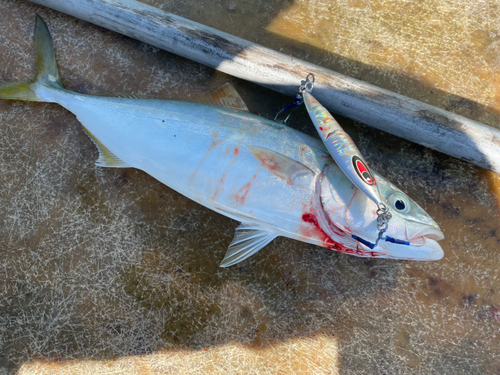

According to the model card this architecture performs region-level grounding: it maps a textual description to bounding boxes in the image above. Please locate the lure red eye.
[353,156,375,186]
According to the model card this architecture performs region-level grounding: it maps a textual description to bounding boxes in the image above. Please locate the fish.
[0,16,444,267]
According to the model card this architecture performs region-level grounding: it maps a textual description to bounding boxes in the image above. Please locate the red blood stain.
[212,132,218,139]
[233,174,258,205]
[300,147,306,152]
[189,138,219,183]
[336,245,380,257]
[212,173,226,200]
[209,141,218,151]
[301,212,380,257]
[302,213,336,249]
[257,154,279,171]
[233,148,239,156]
[325,131,334,139]
[319,123,334,136]
[234,182,252,205]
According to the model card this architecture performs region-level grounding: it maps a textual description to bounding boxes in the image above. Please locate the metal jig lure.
[298,74,396,248]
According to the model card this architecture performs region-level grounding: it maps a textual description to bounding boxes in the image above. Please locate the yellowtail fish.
[0,16,444,266]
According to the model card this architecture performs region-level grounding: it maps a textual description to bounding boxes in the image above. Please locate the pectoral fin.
[220,223,277,267]
[247,146,315,188]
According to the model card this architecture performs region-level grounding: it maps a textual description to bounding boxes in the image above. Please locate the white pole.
[29,0,500,173]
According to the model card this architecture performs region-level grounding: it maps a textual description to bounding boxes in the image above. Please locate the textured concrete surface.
[0,0,499,374]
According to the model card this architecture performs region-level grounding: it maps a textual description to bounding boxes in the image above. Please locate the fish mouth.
[403,226,445,259]
[406,221,445,243]
[377,237,444,261]
[374,225,445,261]
[410,237,444,260]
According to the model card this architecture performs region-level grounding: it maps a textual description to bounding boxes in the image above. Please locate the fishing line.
[274,73,314,124]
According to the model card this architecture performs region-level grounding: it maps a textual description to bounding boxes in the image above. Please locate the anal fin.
[220,223,277,267]
[81,125,130,168]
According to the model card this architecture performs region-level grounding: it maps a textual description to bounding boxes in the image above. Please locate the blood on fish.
[301,213,380,257]
[209,141,218,151]
[212,173,226,200]
[301,213,336,249]
[212,132,218,139]
[233,173,258,205]
[233,148,239,156]
[189,139,219,182]
[234,181,252,205]
[256,154,279,171]
[335,246,381,257]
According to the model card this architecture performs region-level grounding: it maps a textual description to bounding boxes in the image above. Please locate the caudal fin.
[0,15,62,101]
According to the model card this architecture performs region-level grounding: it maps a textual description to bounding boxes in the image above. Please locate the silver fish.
[0,16,444,266]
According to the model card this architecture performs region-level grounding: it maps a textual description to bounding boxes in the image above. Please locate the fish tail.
[0,15,63,101]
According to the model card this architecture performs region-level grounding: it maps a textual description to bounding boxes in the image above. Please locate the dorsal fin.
[247,146,315,188]
[220,223,277,267]
[194,83,249,111]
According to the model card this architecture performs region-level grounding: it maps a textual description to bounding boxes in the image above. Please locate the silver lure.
[303,91,384,207]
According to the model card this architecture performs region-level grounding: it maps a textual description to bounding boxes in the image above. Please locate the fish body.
[0,17,445,266]
[39,86,327,239]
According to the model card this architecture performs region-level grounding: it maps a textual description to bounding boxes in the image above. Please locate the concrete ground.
[0,0,499,373]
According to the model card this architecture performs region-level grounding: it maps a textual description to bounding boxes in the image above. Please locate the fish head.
[321,166,444,260]
[374,172,444,260]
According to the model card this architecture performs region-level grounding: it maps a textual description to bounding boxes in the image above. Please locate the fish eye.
[395,200,406,210]
[389,194,410,214]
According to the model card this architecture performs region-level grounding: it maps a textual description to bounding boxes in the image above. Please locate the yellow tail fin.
[0,15,62,101]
